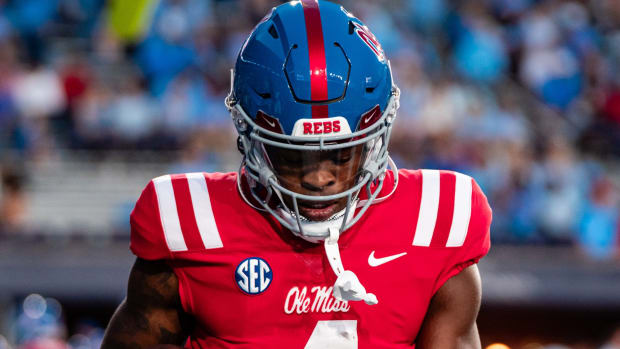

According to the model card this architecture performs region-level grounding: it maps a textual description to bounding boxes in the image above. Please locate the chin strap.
[324,227,378,305]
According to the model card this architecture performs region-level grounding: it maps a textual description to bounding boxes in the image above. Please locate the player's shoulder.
[139,171,238,206]
[147,172,237,190]
[129,172,237,260]
[395,168,491,249]
[396,168,489,210]
[395,169,493,292]
[397,168,476,189]
[134,172,237,214]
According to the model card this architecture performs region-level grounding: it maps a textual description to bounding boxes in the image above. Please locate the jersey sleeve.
[433,178,492,294]
[129,180,172,260]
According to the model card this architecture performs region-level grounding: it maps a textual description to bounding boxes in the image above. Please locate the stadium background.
[0,0,619,348]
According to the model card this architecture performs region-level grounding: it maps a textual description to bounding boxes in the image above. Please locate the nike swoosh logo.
[364,115,374,124]
[264,118,276,128]
[368,251,407,267]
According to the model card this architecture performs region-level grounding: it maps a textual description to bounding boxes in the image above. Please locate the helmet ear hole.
[237,136,245,154]
[268,24,279,39]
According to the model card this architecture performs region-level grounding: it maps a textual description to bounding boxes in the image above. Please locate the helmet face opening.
[264,143,368,221]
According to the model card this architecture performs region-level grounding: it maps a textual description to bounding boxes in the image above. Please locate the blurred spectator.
[602,83,620,126]
[161,68,211,135]
[453,2,508,83]
[536,136,586,243]
[408,78,469,138]
[12,61,66,120]
[134,0,210,95]
[58,54,92,147]
[601,326,620,349]
[103,72,160,144]
[11,60,66,158]
[60,55,91,116]
[2,0,59,63]
[73,78,113,149]
[0,39,19,154]
[135,29,195,96]
[57,0,104,38]
[407,0,448,34]
[0,167,27,235]
[169,128,231,174]
[518,3,583,110]
[578,175,620,260]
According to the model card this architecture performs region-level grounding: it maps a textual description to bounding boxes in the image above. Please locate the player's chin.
[298,200,345,222]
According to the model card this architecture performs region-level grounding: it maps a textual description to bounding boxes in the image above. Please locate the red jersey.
[129,169,492,348]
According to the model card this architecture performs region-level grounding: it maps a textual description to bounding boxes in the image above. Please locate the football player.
[101,1,491,348]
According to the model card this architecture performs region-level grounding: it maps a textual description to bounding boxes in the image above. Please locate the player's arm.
[416,264,482,349]
[101,258,192,349]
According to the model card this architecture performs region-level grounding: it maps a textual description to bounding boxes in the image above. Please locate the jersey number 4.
[305,320,358,348]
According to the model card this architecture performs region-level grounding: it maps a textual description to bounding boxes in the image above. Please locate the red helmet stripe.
[301,0,328,118]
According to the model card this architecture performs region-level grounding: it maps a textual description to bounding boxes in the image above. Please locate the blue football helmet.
[226,0,400,242]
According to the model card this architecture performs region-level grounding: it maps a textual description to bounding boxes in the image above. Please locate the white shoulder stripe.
[153,175,188,252]
[186,173,223,249]
[413,170,440,247]
[446,173,472,247]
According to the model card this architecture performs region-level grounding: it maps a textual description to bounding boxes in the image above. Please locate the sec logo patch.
[235,257,272,295]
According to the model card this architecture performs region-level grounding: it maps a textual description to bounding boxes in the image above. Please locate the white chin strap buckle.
[324,228,378,305]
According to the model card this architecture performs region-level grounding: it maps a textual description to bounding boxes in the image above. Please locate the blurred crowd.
[1,0,620,259]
